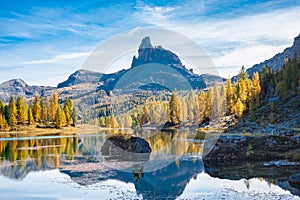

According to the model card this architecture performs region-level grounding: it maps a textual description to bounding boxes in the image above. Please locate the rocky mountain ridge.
[132,36,184,68]
[57,69,103,88]
[247,34,300,78]
[0,79,54,102]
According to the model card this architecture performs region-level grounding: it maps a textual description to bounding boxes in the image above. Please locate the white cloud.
[22,52,90,65]
[2,1,300,86]
[135,4,300,77]
[134,3,175,27]
[213,44,288,69]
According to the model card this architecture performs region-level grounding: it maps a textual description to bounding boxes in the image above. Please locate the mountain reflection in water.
[0,131,299,199]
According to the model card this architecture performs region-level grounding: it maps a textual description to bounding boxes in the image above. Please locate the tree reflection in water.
[0,135,78,179]
[0,131,299,199]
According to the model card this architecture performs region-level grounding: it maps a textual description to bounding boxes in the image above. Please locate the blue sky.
[0,0,300,86]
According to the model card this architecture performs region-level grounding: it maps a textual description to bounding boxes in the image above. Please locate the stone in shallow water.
[101,135,151,162]
[289,172,300,188]
[104,135,151,153]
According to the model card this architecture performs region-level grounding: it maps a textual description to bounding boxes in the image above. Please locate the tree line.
[96,53,299,128]
[94,66,262,128]
[168,66,262,125]
[0,93,76,131]
[1,55,298,130]
[260,54,300,98]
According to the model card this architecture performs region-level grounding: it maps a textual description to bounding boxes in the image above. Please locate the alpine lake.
[0,129,299,200]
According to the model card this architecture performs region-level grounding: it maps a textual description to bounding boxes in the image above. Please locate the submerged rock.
[162,121,178,130]
[263,160,299,167]
[289,172,300,188]
[270,127,296,136]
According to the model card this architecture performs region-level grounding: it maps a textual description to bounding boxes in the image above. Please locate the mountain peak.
[57,69,103,88]
[0,78,54,103]
[3,79,28,87]
[293,33,300,47]
[132,37,183,68]
[139,36,153,49]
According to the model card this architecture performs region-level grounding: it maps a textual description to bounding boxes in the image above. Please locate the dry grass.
[0,125,77,137]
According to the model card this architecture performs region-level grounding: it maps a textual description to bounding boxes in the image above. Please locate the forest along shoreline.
[0,58,299,140]
[0,93,78,136]
[0,59,299,185]
[200,60,300,189]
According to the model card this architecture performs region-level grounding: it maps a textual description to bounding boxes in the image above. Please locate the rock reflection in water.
[204,160,300,196]
[59,158,203,200]
[0,132,300,199]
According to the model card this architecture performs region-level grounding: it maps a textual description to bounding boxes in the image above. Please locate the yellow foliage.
[234,98,244,117]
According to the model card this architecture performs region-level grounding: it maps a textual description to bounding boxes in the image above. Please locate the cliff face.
[130,36,224,89]
[131,36,183,69]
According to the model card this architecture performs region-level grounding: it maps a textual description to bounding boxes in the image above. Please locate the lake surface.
[0,131,299,200]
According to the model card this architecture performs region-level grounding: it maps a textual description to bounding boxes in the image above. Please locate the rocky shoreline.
[203,135,300,163]
[203,134,300,191]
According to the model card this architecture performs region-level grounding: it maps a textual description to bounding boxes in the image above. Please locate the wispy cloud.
[134,3,175,27]
[134,2,300,77]
[0,1,138,85]
[22,52,89,65]
[0,0,299,85]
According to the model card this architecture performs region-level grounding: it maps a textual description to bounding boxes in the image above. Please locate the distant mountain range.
[0,79,54,102]
[0,36,225,102]
[58,36,224,92]
[1,34,300,103]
